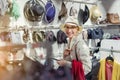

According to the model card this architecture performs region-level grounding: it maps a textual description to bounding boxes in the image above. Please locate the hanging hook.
[110,46,113,57]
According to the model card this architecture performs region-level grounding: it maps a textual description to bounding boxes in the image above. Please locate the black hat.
[78,5,90,25]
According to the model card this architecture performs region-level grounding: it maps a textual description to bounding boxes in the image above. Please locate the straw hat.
[60,16,82,32]
[90,5,102,23]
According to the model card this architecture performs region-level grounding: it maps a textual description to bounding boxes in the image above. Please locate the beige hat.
[60,16,82,32]
[90,5,102,23]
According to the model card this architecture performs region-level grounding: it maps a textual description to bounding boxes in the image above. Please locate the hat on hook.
[60,16,83,32]
[44,0,56,23]
[78,5,89,25]
[32,31,45,42]
[83,5,90,24]
[90,5,102,23]
[78,8,84,25]
[58,2,67,20]
[24,0,44,21]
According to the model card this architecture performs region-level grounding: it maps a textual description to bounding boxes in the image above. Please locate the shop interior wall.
[7,0,120,64]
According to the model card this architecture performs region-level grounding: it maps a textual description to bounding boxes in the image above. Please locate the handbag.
[87,28,104,39]
[72,42,86,80]
[107,13,120,24]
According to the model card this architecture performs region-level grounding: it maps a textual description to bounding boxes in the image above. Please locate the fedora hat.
[90,5,102,23]
[60,16,82,32]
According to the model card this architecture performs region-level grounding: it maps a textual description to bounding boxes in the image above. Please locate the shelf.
[83,24,120,28]
[63,0,97,5]
[0,43,41,51]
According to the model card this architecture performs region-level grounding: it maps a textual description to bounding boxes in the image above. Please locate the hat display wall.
[60,16,82,32]
[90,5,102,23]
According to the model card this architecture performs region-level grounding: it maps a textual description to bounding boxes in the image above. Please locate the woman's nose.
[67,29,72,32]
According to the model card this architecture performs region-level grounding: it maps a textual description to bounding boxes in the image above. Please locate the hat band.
[65,22,78,26]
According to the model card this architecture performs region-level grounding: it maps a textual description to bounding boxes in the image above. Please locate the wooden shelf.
[0,43,41,51]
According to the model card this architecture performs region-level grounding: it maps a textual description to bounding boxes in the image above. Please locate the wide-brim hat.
[90,5,102,23]
[60,16,83,32]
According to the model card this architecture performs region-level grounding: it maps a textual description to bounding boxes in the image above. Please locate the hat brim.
[60,24,83,33]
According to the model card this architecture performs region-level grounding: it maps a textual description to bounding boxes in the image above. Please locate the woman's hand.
[57,59,67,66]
[63,49,71,58]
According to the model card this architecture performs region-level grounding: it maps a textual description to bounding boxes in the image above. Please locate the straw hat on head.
[60,16,83,32]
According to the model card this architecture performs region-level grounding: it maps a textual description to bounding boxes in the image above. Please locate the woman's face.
[64,23,79,39]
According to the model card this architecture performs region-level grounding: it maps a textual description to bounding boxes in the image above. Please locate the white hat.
[90,5,102,23]
[60,16,82,32]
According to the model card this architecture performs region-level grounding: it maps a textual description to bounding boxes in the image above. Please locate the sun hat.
[60,16,83,32]
[90,5,102,23]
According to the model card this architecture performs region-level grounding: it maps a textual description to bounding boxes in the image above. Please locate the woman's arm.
[77,39,92,75]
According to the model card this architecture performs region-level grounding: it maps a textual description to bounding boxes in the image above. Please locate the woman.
[57,17,92,79]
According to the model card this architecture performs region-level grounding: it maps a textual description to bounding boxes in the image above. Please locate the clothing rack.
[90,47,120,53]
[63,0,97,5]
